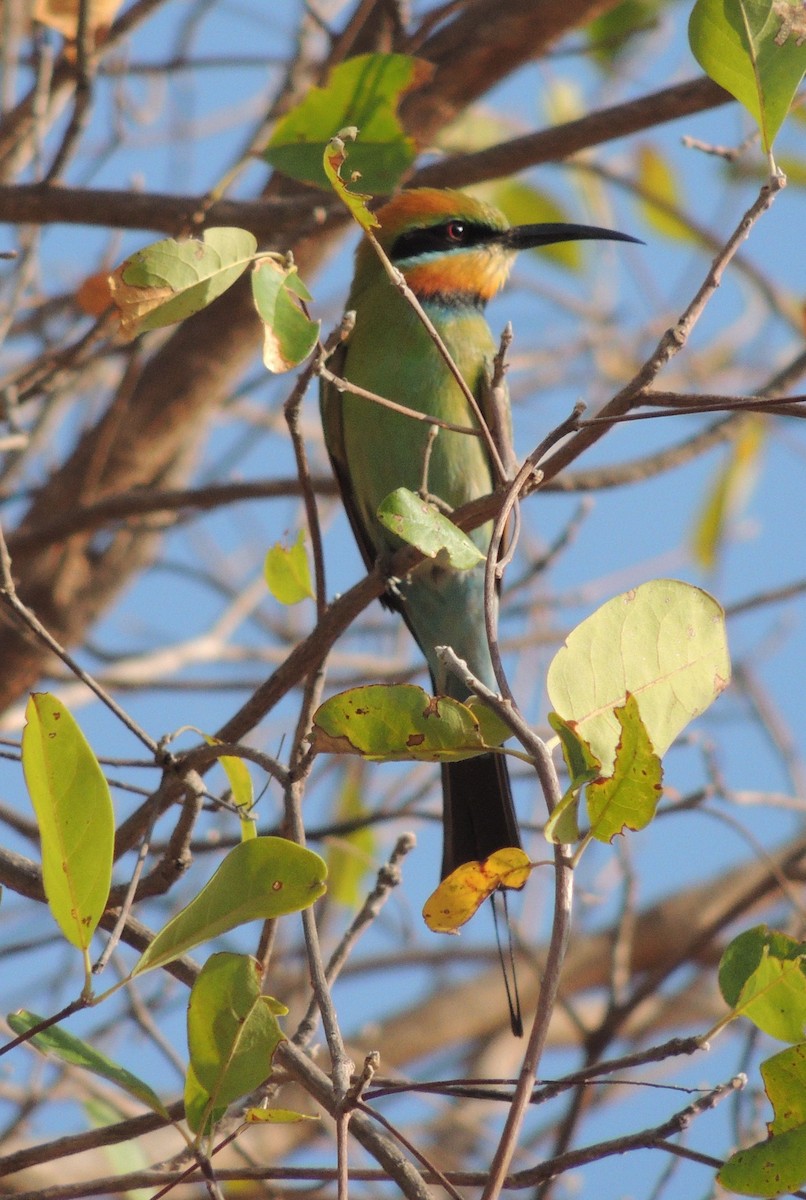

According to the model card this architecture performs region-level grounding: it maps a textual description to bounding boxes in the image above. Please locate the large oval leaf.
[377,487,485,569]
[546,580,730,770]
[310,684,502,763]
[264,53,432,193]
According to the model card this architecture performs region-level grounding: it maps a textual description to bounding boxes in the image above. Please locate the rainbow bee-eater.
[321,188,638,1028]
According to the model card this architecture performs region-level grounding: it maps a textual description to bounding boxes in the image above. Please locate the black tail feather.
[441,752,524,1038]
[491,890,523,1037]
[440,751,521,878]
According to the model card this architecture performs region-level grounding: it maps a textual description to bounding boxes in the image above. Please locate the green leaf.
[202,735,255,841]
[264,53,433,193]
[310,683,503,763]
[7,1011,168,1118]
[184,1062,217,1137]
[692,416,765,569]
[718,926,806,1041]
[584,693,664,842]
[132,838,327,976]
[465,697,511,748]
[323,128,380,231]
[544,713,602,843]
[764,1042,806,1134]
[719,1045,806,1196]
[720,1123,806,1196]
[264,529,315,604]
[325,765,375,907]
[721,1122,806,1196]
[689,0,806,152]
[185,953,286,1136]
[546,579,730,772]
[377,487,485,568]
[251,260,320,372]
[22,693,113,953]
[549,712,602,784]
[543,786,582,845]
[635,144,696,242]
[108,228,257,338]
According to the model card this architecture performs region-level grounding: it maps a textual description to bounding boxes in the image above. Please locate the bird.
[321,188,639,1032]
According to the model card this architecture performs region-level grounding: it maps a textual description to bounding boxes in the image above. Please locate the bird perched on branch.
[321,187,638,1033]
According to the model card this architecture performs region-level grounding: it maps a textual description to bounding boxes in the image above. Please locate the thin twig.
[538,177,786,485]
[294,834,416,1048]
[0,520,160,756]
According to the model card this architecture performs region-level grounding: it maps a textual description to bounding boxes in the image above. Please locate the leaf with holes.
[422,849,531,933]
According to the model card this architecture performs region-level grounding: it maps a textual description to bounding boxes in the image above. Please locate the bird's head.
[352,187,639,308]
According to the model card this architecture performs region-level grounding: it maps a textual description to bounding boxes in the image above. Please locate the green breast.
[337,280,499,555]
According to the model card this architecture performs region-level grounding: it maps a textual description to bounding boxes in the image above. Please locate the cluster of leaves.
[11,693,327,1148]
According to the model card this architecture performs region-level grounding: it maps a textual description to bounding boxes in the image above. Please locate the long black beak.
[503,222,643,250]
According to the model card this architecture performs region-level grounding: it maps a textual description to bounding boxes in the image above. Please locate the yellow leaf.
[422,848,531,933]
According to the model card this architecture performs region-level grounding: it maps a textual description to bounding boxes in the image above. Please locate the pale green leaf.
[202,734,255,841]
[635,144,696,242]
[251,260,320,372]
[265,53,433,193]
[720,1123,806,1196]
[692,416,765,569]
[185,953,286,1136]
[588,0,663,66]
[764,1043,806,1134]
[719,925,806,1041]
[584,693,664,842]
[377,487,485,568]
[245,1106,319,1123]
[323,128,380,231]
[22,693,114,952]
[310,684,501,763]
[478,179,586,270]
[83,1098,152,1200]
[264,529,315,604]
[546,580,730,772]
[325,765,375,907]
[544,713,602,844]
[108,228,257,337]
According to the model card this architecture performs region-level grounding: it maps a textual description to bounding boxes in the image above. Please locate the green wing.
[319,342,380,575]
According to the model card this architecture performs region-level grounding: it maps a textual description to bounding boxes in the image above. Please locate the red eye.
[445,221,465,242]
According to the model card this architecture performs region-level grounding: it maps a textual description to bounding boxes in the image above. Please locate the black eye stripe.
[389,221,498,262]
